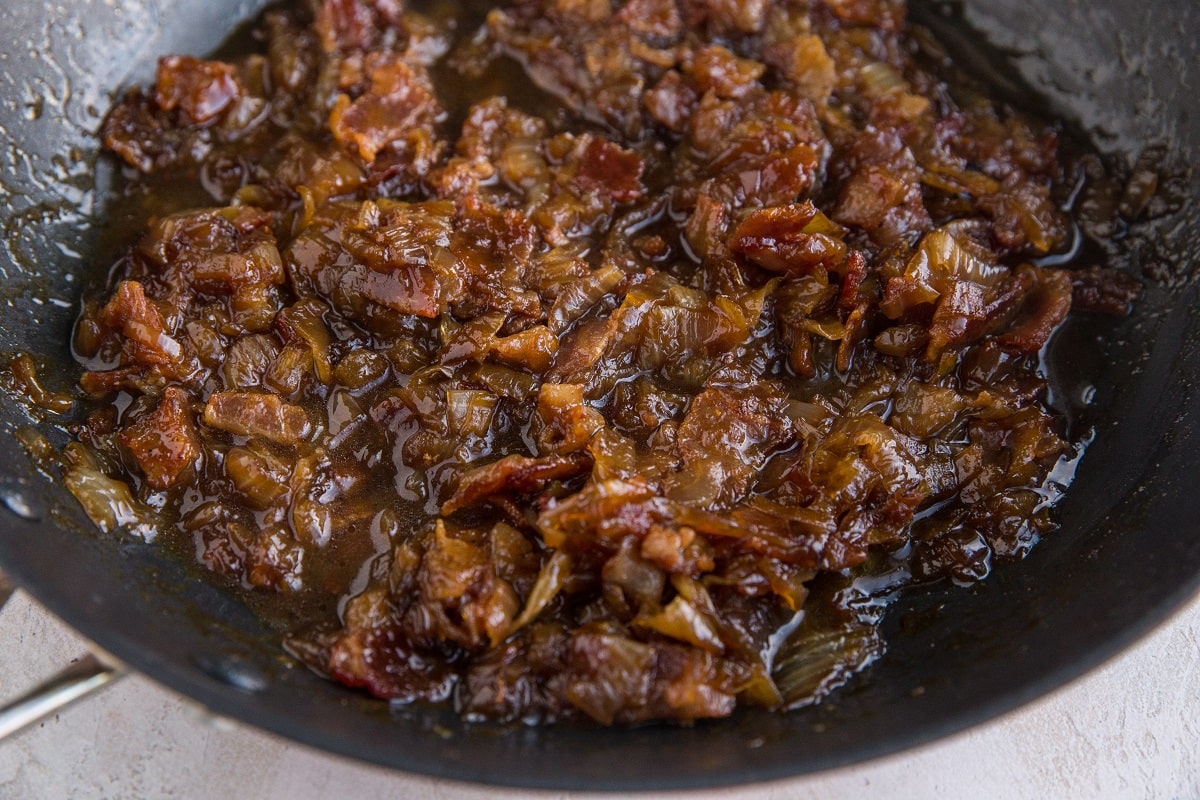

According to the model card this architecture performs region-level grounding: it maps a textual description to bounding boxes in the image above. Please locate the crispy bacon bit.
[329,623,458,701]
[641,525,715,575]
[836,166,929,246]
[417,523,520,648]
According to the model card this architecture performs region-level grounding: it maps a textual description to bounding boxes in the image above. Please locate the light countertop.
[1,589,1198,799]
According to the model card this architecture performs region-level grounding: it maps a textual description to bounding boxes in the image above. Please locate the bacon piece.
[614,0,683,39]
[203,391,312,444]
[330,59,444,162]
[997,269,1073,354]
[118,387,201,489]
[571,137,644,203]
[729,202,847,276]
[441,451,594,516]
[643,71,698,133]
[329,620,457,702]
[359,263,441,318]
[668,384,795,507]
[414,523,519,648]
[766,34,837,104]
[927,280,989,358]
[315,0,405,53]
[688,45,765,100]
[155,56,244,124]
[682,0,767,35]
[100,281,183,367]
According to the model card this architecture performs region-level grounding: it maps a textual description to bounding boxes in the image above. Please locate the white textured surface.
[1,590,1198,800]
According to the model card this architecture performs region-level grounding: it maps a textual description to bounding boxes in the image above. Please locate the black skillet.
[0,0,1196,790]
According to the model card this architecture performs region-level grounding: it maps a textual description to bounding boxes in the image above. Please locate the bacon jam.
[60,0,1143,725]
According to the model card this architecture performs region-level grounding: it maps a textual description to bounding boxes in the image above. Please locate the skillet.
[0,0,1197,790]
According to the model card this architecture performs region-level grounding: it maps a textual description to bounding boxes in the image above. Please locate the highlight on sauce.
[11,0,1161,725]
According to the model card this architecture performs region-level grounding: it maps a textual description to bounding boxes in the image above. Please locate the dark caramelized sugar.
[58,0,1146,724]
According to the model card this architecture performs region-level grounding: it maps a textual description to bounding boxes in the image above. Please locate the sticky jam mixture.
[59,0,1144,724]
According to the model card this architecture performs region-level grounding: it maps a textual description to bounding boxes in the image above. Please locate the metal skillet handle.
[0,569,125,740]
